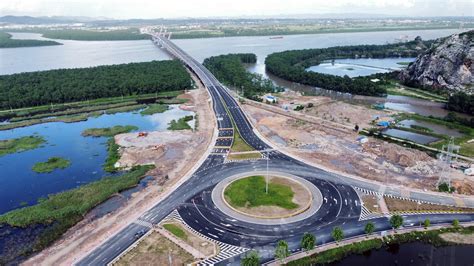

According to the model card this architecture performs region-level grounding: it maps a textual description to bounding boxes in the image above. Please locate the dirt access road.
[24,73,216,266]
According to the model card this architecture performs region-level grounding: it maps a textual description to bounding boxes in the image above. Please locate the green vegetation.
[167,115,193,130]
[385,82,447,102]
[0,91,183,131]
[39,29,149,41]
[224,176,298,209]
[452,219,460,227]
[104,138,121,173]
[438,182,456,193]
[394,113,474,158]
[82,125,138,137]
[203,53,283,101]
[140,104,168,115]
[265,39,431,96]
[241,250,260,266]
[0,135,45,156]
[81,125,139,172]
[390,214,404,229]
[397,62,411,66]
[0,31,61,48]
[365,222,375,234]
[231,127,255,153]
[0,165,153,256]
[288,225,474,266]
[275,240,290,261]
[32,157,71,173]
[301,233,316,251]
[423,219,431,229]
[287,238,384,265]
[447,92,474,115]
[0,60,191,110]
[332,227,344,242]
[163,223,187,240]
[226,152,262,161]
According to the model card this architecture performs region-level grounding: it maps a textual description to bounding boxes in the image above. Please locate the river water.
[331,242,474,266]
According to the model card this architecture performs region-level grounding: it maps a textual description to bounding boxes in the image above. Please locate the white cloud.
[0,0,470,18]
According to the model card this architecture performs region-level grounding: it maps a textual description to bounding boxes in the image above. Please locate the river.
[331,242,474,266]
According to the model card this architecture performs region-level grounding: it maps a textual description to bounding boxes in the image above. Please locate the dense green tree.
[203,53,282,101]
[452,219,460,227]
[301,232,316,251]
[447,92,474,115]
[364,222,375,235]
[275,240,290,261]
[241,250,260,266]
[0,31,61,48]
[265,39,432,96]
[332,227,344,242]
[390,215,404,229]
[423,219,430,228]
[0,60,191,110]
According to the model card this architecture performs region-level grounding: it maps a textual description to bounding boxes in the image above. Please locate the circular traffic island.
[218,174,317,222]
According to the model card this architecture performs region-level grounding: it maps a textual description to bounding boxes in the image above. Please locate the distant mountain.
[0,15,111,25]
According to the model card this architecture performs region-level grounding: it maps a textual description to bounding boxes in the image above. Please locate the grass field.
[0,136,46,156]
[227,152,262,161]
[140,104,169,115]
[81,125,138,137]
[224,175,298,209]
[230,127,255,152]
[32,157,71,173]
[163,223,188,240]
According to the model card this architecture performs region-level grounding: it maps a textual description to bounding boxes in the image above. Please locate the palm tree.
[241,250,259,266]
[301,232,316,252]
[275,240,290,261]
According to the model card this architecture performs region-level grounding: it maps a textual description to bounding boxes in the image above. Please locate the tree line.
[0,60,192,110]
[447,92,474,116]
[203,53,282,101]
[0,31,61,48]
[265,38,432,96]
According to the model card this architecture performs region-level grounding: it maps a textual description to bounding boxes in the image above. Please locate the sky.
[0,0,473,19]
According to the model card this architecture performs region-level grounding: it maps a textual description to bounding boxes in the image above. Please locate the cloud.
[0,0,470,18]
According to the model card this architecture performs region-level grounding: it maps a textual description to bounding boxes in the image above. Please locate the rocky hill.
[400,30,473,94]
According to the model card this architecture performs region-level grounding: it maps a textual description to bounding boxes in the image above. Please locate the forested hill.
[0,60,191,110]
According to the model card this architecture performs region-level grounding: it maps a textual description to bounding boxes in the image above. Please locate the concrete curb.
[211,171,323,225]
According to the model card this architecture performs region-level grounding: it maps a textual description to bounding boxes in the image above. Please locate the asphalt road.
[77,35,474,265]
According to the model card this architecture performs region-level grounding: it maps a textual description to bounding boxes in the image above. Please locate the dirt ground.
[159,220,215,257]
[361,195,382,213]
[115,231,195,266]
[440,232,474,244]
[242,96,473,195]
[24,73,216,266]
[384,196,474,213]
[227,176,312,218]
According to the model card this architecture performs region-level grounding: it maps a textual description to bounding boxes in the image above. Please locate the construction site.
[241,90,474,195]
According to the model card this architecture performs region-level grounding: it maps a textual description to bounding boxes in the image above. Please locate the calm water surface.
[0,106,193,214]
[331,242,474,266]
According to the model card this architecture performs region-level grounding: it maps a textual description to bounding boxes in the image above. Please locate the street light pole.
[266,151,269,194]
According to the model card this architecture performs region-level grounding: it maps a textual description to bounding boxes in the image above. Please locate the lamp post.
[266,150,269,194]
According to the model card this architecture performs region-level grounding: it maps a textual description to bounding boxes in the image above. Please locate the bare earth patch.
[115,231,194,266]
[361,194,382,213]
[241,100,473,195]
[159,220,215,257]
[384,196,474,213]
[439,232,474,244]
[226,176,312,218]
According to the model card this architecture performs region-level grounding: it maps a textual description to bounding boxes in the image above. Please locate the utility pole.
[266,151,269,194]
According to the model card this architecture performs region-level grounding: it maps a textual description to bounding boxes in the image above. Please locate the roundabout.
[212,171,323,224]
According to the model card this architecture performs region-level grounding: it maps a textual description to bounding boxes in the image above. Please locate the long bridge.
[77,31,474,266]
